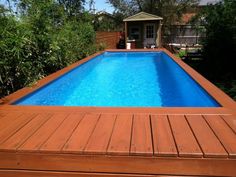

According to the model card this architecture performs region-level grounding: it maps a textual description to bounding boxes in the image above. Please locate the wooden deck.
[0,106,236,176]
[1,49,236,176]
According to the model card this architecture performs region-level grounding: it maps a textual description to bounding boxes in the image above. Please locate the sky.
[199,0,219,5]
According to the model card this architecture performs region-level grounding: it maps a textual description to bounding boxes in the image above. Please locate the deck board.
[204,115,236,158]
[107,114,133,155]
[221,115,236,134]
[168,115,203,157]
[0,114,51,151]
[0,112,7,119]
[0,113,36,145]
[62,113,100,153]
[0,112,23,130]
[40,113,84,152]
[84,114,116,154]
[151,115,178,157]
[130,114,153,156]
[19,113,68,151]
[0,170,193,177]
[186,115,228,158]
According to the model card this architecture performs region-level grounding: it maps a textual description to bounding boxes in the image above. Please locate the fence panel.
[96,31,121,49]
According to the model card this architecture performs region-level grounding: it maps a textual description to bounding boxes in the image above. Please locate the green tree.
[0,0,96,98]
[201,0,236,79]
[108,0,199,26]
[0,8,42,96]
[185,0,236,100]
[202,0,236,99]
[58,0,85,18]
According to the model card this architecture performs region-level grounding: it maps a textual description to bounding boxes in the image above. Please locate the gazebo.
[123,12,163,49]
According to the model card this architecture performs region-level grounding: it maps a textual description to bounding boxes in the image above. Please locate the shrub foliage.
[186,0,236,100]
[0,1,96,98]
[201,0,236,100]
[201,0,236,79]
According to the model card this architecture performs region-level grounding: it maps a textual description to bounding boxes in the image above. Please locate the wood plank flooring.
[0,110,235,158]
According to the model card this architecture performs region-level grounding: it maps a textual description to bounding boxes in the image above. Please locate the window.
[146,25,154,38]
[130,26,140,40]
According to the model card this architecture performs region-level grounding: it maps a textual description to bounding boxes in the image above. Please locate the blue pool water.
[15,52,220,107]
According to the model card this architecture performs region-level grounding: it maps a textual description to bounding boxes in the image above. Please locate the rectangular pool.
[14,51,220,107]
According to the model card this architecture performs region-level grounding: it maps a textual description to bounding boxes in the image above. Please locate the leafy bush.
[176,49,186,58]
[186,0,236,100]
[0,14,42,96]
[46,21,96,73]
[215,80,236,100]
[0,1,97,98]
[201,0,236,80]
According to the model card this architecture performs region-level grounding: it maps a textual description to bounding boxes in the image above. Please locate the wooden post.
[158,20,162,47]
[156,21,159,47]
[125,21,127,49]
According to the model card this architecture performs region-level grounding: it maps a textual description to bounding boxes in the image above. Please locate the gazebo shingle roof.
[123,12,163,22]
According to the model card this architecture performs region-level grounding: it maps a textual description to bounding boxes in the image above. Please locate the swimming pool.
[14,51,220,107]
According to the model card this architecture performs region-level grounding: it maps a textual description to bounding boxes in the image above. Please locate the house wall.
[96,31,121,49]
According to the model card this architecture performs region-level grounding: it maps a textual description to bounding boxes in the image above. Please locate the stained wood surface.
[40,113,84,152]
[0,113,36,145]
[168,115,202,157]
[221,115,236,134]
[0,114,51,151]
[0,112,23,130]
[62,113,100,153]
[0,108,236,176]
[186,115,228,158]
[151,115,178,157]
[204,115,236,157]
[130,114,153,156]
[19,113,68,151]
[84,114,116,154]
[0,109,235,158]
[0,169,224,177]
[1,152,236,176]
[107,114,133,155]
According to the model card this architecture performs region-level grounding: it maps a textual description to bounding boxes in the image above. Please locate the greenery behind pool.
[0,1,97,98]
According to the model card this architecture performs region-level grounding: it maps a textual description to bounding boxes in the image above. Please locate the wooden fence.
[96,31,121,49]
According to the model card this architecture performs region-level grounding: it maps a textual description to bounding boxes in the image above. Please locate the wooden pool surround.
[0,48,236,177]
